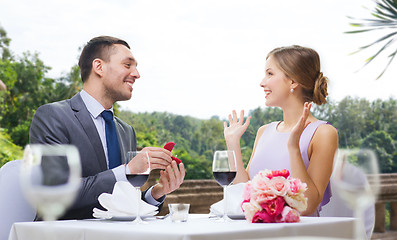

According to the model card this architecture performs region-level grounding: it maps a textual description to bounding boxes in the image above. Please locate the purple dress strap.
[248,120,332,214]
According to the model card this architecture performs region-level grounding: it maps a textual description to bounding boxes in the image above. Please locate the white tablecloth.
[9,214,356,240]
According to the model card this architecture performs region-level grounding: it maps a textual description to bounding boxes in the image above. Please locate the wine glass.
[20,144,81,221]
[212,150,237,222]
[125,151,151,224]
[332,148,380,240]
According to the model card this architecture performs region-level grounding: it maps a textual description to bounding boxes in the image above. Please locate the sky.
[1,0,396,119]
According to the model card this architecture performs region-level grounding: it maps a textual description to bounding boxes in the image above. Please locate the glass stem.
[353,208,367,240]
[223,185,227,219]
[136,187,141,221]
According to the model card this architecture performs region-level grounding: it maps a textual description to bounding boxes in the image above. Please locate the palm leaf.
[347,18,397,28]
[347,0,397,79]
[377,0,397,15]
[376,48,397,79]
[378,0,397,16]
[345,29,378,34]
[345,25,397,33]
[362,38,395,66]
[359,31,397,51]
[373,10,395,20]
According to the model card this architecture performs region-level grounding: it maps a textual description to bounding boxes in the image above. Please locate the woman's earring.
[290,88,294,93]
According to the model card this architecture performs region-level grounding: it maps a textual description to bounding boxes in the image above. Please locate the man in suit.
[29,36,185,220]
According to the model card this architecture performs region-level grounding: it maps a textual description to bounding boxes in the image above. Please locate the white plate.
[93,208,158,221]
[228,214,246,220]
[109,215,156,221]
[210,214,246,220]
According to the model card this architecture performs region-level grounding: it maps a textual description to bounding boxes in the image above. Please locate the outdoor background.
[0,0,396,179]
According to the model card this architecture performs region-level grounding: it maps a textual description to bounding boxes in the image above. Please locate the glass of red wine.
[212,150,237,222]
[125,150,151,224]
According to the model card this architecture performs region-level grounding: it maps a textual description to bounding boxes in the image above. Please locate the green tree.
[371,98,397,140]
[332,97,372,148]
[361,130,395,173]
[0,129,23,167]
[174,149,212,179]
[312,99,337,123]
[0,52,51,146]
[0,27,83,146]
[56,64,83,100]
[0,25,11,60]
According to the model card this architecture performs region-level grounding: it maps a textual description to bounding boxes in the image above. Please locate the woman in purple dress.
[224,45,338,216]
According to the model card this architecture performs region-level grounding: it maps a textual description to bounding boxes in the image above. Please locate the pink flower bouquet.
[241,169,307,223]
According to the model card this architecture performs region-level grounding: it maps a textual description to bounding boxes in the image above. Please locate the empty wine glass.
[20,144,81,221]
[212,150,237,222]
[125,151,151,224]
[333,148,380,240]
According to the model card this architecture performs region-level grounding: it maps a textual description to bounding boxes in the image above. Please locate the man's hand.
[151,161,185,200]
[127,147,172,174]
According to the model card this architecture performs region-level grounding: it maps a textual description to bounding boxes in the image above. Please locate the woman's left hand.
[288,102,312,149]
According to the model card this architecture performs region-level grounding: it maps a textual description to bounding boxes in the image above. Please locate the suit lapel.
[70,93,108,171]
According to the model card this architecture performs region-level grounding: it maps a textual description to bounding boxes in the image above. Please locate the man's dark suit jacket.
[29,92,139,219]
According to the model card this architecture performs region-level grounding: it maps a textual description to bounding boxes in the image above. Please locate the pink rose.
[251,190,276,203]
[252,210,275,223]
[268,169,290,179]
[268,176,289,196]
[260,196,285,217]
[252,174,271,193]
[278,206,300,223]
[288,178,307,195]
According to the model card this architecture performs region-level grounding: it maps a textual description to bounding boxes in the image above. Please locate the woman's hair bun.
[313,72,328,105]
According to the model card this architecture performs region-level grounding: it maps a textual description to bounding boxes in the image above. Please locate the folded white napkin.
[93,181,158,219]
[210,183,245,216]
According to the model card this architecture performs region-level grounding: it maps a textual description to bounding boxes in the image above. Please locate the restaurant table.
[9,214,357,240]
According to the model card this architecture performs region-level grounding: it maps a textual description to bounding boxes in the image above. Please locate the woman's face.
[260,56,292,107]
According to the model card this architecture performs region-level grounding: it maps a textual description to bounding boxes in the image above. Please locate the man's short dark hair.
[78,36,130,82]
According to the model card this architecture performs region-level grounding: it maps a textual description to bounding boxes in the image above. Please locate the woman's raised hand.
[224,110,251,143]
[288,102,312,149]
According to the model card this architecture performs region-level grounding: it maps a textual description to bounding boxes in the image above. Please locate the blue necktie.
[101,110,121,169]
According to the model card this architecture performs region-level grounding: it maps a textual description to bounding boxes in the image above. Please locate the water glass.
[168,203,190,222]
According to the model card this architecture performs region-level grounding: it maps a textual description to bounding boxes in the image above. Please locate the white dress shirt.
[80,90,161,206]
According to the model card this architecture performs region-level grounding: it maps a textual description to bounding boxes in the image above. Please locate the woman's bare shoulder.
[257,123,271,136]
[312,123,338,145]
[317,123,338,136]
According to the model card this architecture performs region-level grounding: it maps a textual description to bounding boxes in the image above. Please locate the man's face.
[102,44,140,103]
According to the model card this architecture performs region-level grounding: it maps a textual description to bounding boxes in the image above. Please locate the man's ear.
[92,58,104,77]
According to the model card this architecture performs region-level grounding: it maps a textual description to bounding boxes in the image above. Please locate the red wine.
[126,174,149,187]
[213,171,236,186]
